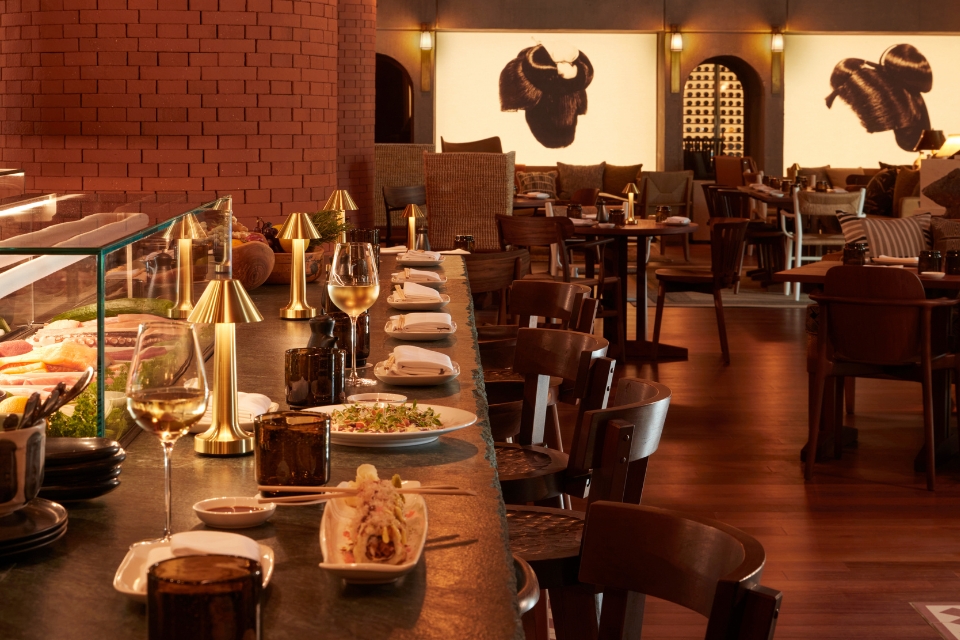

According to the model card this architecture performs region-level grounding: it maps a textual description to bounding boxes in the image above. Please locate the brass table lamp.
[323,189,359,243]
[623,182,640,225]
[164,213,207,319]
[277,212,321,320]
[188,278,264,456]
[404,204,425,251]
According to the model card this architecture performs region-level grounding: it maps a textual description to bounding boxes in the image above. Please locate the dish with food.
[319,464,426,583]
[373,360,460,386]
[307,402,477,447]
[193,496,276,529]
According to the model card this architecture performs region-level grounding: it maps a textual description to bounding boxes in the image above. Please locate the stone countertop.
[0,255,523,640]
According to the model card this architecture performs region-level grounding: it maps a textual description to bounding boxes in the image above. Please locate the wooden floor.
[561,245,960,639]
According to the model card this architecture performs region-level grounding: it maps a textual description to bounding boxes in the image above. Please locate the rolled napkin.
[400,250,441,262]
[437,248,470,255]
[399,268,441,282]
[393,281,441,302]
[664,216,691,226]
[391,313,453,333]
[379,245,408,254]
[388,345,455,376]
[873,255,919,266]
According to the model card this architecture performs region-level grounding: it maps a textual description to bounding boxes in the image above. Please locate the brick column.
[0,0,339,229]
[336,0,376,229]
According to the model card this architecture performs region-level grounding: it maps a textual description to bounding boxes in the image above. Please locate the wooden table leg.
[622,235,689,361]
[915,369,959,472]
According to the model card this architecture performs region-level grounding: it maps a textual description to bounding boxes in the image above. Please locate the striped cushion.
[517,171,558,198]
[862,213,932,258]
[836,212,867,245]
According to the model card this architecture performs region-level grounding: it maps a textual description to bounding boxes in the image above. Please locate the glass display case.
[0,192,235,442]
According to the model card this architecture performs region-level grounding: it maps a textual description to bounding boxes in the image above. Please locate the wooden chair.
[578,502,782,640]
[464,249,530,326]
[566,188,599,207]
[382,185,426,247]
[807,266,960,490]
[496,214,626,357]
[712,188,786,292]
[653,218,750,365]
[638,171,693,261]
[504,377,671,640]
[440,136,503,153]
[714,155,756,187]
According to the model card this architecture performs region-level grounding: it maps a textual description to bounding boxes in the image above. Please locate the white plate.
[305,403,477,447]
[193,497,276,529]
[921,271,946,279]
[189,401,279,434]
[396,255,445,267]
[113,539,275,603]
[390,273,447,289]
[373,361,460,387]
[384,320,457,341]
[386,295,450,311]
[319,480,427,584]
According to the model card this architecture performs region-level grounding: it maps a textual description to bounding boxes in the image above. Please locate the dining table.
[512,195,555,215]
[772,259,960,471]
[573,219,699,361]
[0,255,524,640]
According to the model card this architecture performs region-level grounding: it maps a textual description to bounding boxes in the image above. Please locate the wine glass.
[327,242,380,386]
[126,321,209,541]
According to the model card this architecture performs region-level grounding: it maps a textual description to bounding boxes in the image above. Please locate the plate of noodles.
[306,402,477,447]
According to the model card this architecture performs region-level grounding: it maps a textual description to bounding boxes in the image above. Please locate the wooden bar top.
[0,255,523,640]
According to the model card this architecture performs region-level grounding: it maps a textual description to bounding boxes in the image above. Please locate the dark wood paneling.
[377,0,436,30]
[435,0,665,31]
[666,0,787,32]
[787,0,922,32]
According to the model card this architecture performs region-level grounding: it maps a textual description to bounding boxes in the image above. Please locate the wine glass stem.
[349,314,359,382]
[161,441,175,541]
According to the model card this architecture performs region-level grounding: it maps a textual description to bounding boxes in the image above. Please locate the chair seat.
[507,505,585,590]
[654,268,714,284]
[496,443,569,504]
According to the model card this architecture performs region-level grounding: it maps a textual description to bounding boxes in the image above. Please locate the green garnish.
[330,401,442,434]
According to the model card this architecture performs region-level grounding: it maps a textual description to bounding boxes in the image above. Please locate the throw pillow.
[516,171,558,198]
[602,163,642,195]
[931,217,960,253]
[863,168,899,217]
[861,213,932,258]
[892,168,920,217]
[922,168,960,218]
[556,162,605,200]
[825,167,864,190]
[836,212,867,246]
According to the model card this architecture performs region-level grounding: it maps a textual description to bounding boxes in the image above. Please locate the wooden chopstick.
[257,484,462,495]
[256,486,476,505]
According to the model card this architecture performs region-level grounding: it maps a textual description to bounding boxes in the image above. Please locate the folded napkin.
[140,531,261,588]
[380,245,408,254]
[201,392,271,424]
[399,268,441,282]
[664,216,691,226]
[391,313,453,333]
[438,248,470,255]
[874,255,919,266]
[399,250,441,262]
[393,281,441,302]
[569,217,596,226]
[388,345,455,376]
[523,192,550,199]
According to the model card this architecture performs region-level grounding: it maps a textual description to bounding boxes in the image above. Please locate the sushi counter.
[0,256,524,640]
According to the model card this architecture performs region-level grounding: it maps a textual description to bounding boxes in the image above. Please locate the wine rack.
[682,63,745,157]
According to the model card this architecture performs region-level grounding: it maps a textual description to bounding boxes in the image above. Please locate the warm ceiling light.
[771,30,784,53]
[419,23,433,51]
[670,26,683,53]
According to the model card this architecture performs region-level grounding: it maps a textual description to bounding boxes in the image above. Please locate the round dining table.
[574,220,699,360]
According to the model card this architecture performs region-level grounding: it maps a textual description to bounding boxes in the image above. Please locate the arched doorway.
[681,56,763,172]
[375,54,414,143]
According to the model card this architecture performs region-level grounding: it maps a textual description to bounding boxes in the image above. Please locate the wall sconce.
[771,27,783,95]
[420,23,433,92]
[669,25,683,94]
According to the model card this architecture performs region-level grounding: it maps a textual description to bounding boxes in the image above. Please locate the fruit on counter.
[50,298,175,323]
[0,342,101,372]
[0,395,28,414]
[232,239,276,291]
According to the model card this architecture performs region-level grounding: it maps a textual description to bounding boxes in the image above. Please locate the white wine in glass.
[126,321,209,541]
[327,242,380,386]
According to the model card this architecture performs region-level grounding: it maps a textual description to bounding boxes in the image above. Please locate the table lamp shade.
[188,279,264,325]
[162,213,206,241]
[277,212,321,241]
[914,130,947,152]
[323,190,359,212]
[622,183,640,196]
[403,204,425,219]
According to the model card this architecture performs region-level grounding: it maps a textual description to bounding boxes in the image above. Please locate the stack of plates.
[0,498,67,559]
[40,437,126,501]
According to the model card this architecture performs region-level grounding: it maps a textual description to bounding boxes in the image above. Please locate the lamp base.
[166,306,194,319]
[193,322,254,457]
[624,219,639,225]
[280,305,317,320]
[194,426,254,456]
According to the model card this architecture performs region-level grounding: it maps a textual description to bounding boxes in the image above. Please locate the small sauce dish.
[921,271,946,279]
[346,393,407,405]
[193,497,275,529]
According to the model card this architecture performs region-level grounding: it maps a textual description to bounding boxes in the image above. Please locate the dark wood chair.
[653,218,750,365]
[578,502,782,640]
[464,248,530,326]
[807,266,960,490]
[566,188,600,207]
[504,377,671,640]
[382,185,426,247]
[496,214,626,358]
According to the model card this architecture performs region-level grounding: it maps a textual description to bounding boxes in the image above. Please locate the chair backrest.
[512,327,609,444]
[579,502,781,640]
[639,171,693,218]
[817,265,928,365]
[710,218,750,286]
[572,297,600,334]
[795,189,865,217]
[569,188,600,206]
[713,188,752,218]
[440,136,503,153]
[423,151,515,251]
[382,185,426,212]
[509,279,589,330]
[715,155,753,187]
[374,143,434,227]
[464,249,530,325]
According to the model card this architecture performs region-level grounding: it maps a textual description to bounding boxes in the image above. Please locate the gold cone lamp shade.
[164,213,208,319]
[404,204,425,251]
[622,182,640,224]
[323,189,358,243]
[277,212,321,320]
[188,278,263,456]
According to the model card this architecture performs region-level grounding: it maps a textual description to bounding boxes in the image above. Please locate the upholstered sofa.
[513,162,643,201]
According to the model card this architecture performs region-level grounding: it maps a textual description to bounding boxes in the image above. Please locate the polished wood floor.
[561,246,960,639]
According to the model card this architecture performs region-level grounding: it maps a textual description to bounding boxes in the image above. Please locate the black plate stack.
[40,437,126,501]
[0,498,68,559]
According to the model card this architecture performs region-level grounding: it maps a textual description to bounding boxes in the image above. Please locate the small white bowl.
[596,223,616,229]
[921,271,946,279]
[193,497,275,529]
[346,393,407,405]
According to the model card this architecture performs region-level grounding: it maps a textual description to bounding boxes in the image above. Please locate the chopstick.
[256,485,476,505]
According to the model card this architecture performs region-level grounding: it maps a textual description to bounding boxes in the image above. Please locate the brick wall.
[0,0,375,230]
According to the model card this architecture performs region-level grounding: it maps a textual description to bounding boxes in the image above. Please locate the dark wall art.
[498,43,594,149]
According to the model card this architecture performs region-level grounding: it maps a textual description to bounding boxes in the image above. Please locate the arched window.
[681,62,747,157]
[375,54,414,143]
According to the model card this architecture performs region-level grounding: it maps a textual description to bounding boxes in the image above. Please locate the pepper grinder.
[307,314,338,349]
